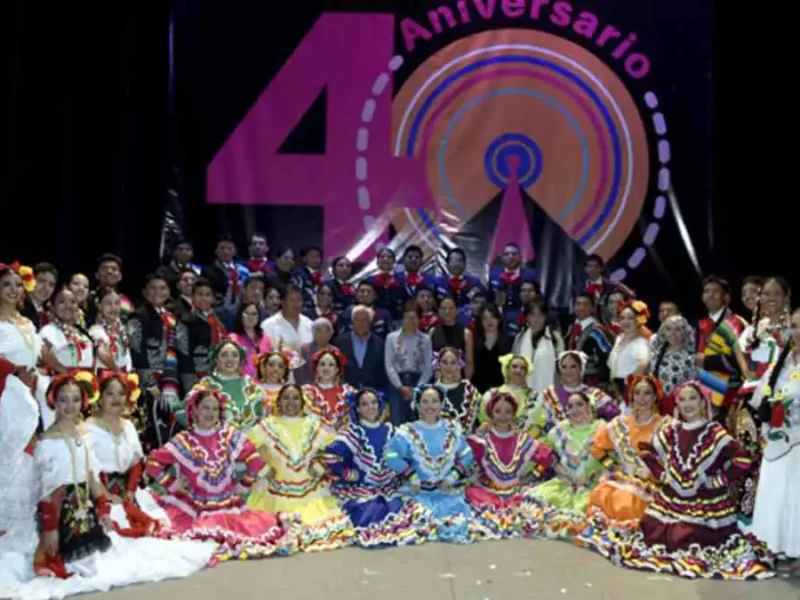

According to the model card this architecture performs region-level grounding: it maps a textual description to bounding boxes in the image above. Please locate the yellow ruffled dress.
[247,414,353,551]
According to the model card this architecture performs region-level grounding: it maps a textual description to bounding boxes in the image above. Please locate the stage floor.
[89,538,798,600]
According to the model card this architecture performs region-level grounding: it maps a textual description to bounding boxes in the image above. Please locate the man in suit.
[334,305,387,392]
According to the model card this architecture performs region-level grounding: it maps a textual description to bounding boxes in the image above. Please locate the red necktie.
[227,265,240,296]
[569,324,583,349]
[207,312,227,346]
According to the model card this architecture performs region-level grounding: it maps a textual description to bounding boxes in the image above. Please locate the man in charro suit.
[565,292,613,388]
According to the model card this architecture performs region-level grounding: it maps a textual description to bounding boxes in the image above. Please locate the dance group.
[0,236,797,598]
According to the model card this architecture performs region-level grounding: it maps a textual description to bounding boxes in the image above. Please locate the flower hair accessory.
[45,371,97,411]
[618,299,651,326]
[498,354,533,381]
[344,387,387,425]
[432,347,465,371]
[210,339,246,372]
[672,381,713,421]
[93,370,142,412]
[0,261,36,293]
[624,373,664,408]
[253,348,302,373]
[557,350,589,375]
[185,379,230,429]
[411,382,448,411]
[485,390,518,417]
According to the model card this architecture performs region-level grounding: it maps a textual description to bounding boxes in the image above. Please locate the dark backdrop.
[0,0,791,314]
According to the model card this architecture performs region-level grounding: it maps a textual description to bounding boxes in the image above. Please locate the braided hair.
[757,307,799,423]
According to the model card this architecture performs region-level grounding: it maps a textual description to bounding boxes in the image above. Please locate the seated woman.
[477,354,537,436]
[146,381,297,561]
[588,382,773,580]
[522,391,605,539]
[0,374,213,600]
[324,388,425,547]
[385,384,475,543]
[302,348,355,430]
[185,340,265,430]
[579,374,666,536]
[247,384,353,552]
[466,391,553,539]
[435,347,480,431]
[530,351,619,435]
[85,372,171,537]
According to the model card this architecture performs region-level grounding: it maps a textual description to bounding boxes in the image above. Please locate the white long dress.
[750,356,800,557]
[0,318,45,537]
[38,323,96,429]
[0,433,215,600]
[84,420,171,529]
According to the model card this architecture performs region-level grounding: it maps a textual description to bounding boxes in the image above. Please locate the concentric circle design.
[484,133,543,189]
[387,29,650,263]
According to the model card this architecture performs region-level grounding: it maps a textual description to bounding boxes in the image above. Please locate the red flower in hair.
[624,374,664,407]
[311,347,347,377]
[771,402,786,429]
[486,390,519,417]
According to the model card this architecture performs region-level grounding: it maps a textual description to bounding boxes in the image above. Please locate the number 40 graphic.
[207,14,425,258]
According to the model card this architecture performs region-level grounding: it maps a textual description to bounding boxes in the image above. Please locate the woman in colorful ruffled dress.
[476,354,537,436]
[38,286,96,428]
[302,348,355,430]
[0,374,212,600]
[88,287,132,373]
[247,384,353,551]
[530,351,619,436]
[466,391,552,539]
[325,388,425,547]
[385,384,475,543]
[579,374,666,537]
[750,307,800,577]
[146,381,296,561]
[254,350,292,415]
[188,340,265,431]
[588,382,773,580]
[522,390,605,539]
[435,347,480,432]
[85,372,171,537]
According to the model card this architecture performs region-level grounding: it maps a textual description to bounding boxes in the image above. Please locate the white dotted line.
[355,55,405,251]
[609,91,670,282]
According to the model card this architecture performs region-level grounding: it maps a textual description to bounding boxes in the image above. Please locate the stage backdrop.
[169,0,714,310]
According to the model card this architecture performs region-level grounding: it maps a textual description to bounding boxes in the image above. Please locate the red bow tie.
[406,272,423,287]
[420,313,440,331]
[449,277,465,294]
[340,283,355,296]
[226,265,241,296]
[499,271,519,286]
[585,283,603,298]
[374,272,396,289]
[247,258,271,273]
[310,271,322,287]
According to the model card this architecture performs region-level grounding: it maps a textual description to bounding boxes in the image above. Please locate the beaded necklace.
[54,319,91,365]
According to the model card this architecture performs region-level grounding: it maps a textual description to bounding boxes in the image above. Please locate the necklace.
[4,314,36,356]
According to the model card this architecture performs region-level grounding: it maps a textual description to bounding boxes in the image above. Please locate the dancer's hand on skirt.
[43,531,59,556]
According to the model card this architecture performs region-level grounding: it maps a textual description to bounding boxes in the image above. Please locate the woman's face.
[507,358,528,385]
[618,308,638,334]
[53,290,77,323]
[559,355,582,386]
[447,252,466,276]
[566,393,591,425]
[195,395,220,429]
[662,319,685,348]
[279,386,303,417]
[333,259,351,281]
[677,385,705,423]
[376,250,395,273]
[241,305,261,330]
[316,353,339,383]
[438,299,457,322]
[481,308,499,333]
[262,355,287,384]
[317,286,333,309]
[216,344,242,375]
[439,351,461,380]
[99,291,121,321]
[490,398,515,430]
[357,392,380,422]
[55,382,83,423]
[417,290,434,311]
[419,389,442,422]
[401,310,420,332]
[632,381,656,414]
[177,272,197,297]
[277,250,295,272]
[526,309,546,332]
[741,283,760,313]
[99,378,126,417]
[607,293,623,321]
[313,323,333,346]
[790,311,800,349]
[0,272,23,309]
[760,280,787,319]
[265,289,281,312]
[69,275,90,303]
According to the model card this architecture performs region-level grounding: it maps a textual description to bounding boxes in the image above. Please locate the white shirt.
[261,312,314,351]
[608,336,650,379]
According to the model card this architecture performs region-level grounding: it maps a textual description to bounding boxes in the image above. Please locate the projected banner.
[177,0,713,308]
